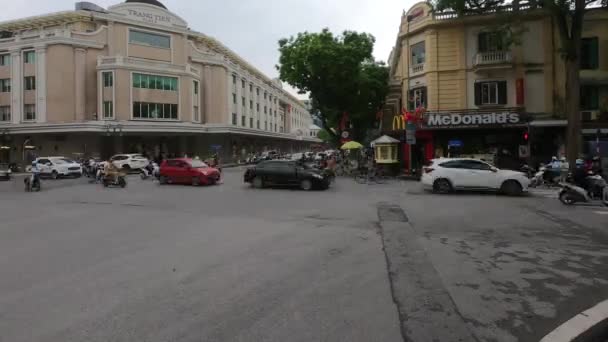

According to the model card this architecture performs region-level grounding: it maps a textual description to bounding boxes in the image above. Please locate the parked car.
[33,157,83,179]
[159,158,221,186]
[421,158,530,196]
[0,163,11,180]
[110,154,149,170]
[244,160,330,190]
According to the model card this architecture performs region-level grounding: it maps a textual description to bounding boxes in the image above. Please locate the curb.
[540,299,608,342]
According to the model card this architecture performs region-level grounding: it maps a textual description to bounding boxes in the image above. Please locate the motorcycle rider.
[103,159,119,184]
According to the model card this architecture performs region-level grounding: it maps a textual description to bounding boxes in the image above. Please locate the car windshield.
[132,155,145,159]
[51,159,67,164]
[190,160,208,168]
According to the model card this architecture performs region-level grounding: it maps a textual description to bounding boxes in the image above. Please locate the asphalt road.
[0,169,607,342]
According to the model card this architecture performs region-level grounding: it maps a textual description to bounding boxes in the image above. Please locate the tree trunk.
[565,58,581,172]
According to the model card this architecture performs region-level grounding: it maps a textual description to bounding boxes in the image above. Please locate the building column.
[203,65,211,123]
[35,46,47,123]
[74,48,86,121]
[10,50,22,124]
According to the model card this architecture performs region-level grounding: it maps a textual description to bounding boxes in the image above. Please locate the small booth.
[371,135,400,164]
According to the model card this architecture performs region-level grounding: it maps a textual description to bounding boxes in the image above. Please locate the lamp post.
[104,123,123,155]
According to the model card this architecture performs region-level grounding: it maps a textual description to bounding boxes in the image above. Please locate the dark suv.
[244,160,330,190]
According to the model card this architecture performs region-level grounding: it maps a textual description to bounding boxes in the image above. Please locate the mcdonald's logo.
[392,115,406,130]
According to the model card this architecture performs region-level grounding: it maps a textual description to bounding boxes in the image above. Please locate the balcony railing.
[411,64,424,74]
[474,51,512,66]
[432,3,533,21]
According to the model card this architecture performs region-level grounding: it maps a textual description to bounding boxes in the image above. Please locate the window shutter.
[498,81,507,105]
[590,38,599,69]
[478,33,487,53]
[474,83,482,106]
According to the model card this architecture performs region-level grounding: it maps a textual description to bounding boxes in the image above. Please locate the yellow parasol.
[340,141,363,150]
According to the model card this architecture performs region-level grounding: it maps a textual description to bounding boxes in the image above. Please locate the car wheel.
[51,170,59,180]
[433,178,452,194]
[119,177,127,188]
[122,165,131,172]
[253,176,264,189]
[192,177,201,186]
[300,179,313,191]
[159,176,168,185]
[501,180,523,196]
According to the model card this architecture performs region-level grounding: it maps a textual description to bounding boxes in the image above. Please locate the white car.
[34,157,82,179]
[421,158,530,196]
[110,154,149,170]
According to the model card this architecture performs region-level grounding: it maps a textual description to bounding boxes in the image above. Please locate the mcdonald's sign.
[392,115,406,130]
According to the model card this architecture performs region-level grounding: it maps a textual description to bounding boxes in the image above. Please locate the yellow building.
[0,0,316,165]
[384,2,608,169]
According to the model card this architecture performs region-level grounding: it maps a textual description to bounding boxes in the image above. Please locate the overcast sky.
[0,0,416,98]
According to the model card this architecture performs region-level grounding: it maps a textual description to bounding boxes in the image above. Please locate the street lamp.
[104,123,123,136]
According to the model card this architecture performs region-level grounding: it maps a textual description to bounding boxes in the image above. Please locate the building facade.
[0,0,316,165]
[383,2,608,170]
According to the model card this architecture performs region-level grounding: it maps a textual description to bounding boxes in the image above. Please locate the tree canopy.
[277,29,389,143]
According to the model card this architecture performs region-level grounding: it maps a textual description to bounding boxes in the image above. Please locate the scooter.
[559,174,608,206]
[140,162,159,180]
[24,172,41,192]
[102,173,127,188]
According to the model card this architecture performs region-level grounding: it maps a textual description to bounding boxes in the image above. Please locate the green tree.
[317,129,333,143]
[277,29,389,143]
[433,0,606,170]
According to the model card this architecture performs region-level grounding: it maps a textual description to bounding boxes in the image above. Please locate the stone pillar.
[74,48,86,121]
[35,46,47,123]
[10,50,22,124]
[107,21,114,56]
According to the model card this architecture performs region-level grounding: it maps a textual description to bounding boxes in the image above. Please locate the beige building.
[0,0,316,164]
[383,2,608,169]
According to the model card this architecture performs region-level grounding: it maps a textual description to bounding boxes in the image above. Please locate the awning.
[529,120,567,127]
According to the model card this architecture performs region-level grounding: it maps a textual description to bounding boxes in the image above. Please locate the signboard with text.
[421,111,527,130]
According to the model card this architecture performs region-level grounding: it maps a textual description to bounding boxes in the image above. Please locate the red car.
[159,158,221,186]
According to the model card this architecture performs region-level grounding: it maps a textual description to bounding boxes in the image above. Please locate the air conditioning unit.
[581,110,599,122]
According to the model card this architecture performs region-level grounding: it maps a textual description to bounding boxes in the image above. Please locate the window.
[24,76,35,91]
[232,74,237,84]
[232,93,237,104]
[474,81,507,105]
[241,116,246,126]
[274,124,277,132]
[478,32,504,52]
[0,106,10,121]
[439,160,466,169]
[581,37,599,70]
[129,30,170,49]
[242,97,246,106]
[103,101,114,119]
[193,106,199,121]
[411,41,425,65]
[250,117,253,128]
[242,79,246,88]
[250,100,253,109]
[133,102,178,120]
[193,81,199,95]
[264,92,267,99]
[24,51,35,64]
[264,106,267,114]
[460,160,492,170]
[102,72,113,87]
[232,113,237,125]
[0,54,9,66]
[257,120,260,129]
[256,87,260,95]
[256,103,260,112]
[408,87,427,109]
[580,86,599,110]
[0,79,10,92]
[24,104,35,121]
[250,83,253,92]
[133,73,177,91]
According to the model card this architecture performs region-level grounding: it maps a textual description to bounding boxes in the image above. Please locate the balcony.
[410,64,425,75]
[474,51,512,66]
[97,56,200,78]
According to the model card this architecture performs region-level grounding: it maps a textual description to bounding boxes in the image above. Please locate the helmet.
[551,156,557,161]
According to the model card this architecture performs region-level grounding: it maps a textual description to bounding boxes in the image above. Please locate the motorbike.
[529,165,560,188]
[24,172,41,192]
[83,160,97,178]
[102,173,127,188]
[140,162,159,180]
[559,172,608,206]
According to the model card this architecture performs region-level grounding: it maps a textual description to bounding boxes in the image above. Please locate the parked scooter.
[24,172,41,192]
[140,162,159,180]
[559,172,608,206]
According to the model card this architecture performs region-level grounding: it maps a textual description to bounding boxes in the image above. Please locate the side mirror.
[490,167,498,172]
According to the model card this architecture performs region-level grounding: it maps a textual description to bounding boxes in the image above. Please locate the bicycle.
[354,168,389,184]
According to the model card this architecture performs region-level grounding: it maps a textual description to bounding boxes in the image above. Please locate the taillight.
[424,167,434,174]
